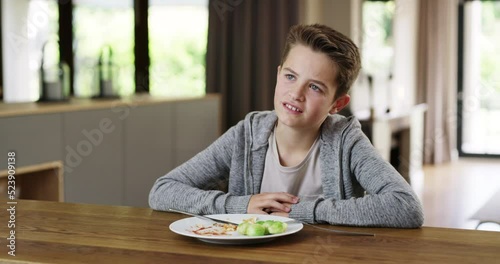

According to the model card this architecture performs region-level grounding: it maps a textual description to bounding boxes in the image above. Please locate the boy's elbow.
[148,184,165,211]
[387,207,423,228]
[148,190,159,210]
[413,204,425,227]
[148,174,183,211]
[400,199,425,228]
[392,193,425,228]
[404,207,424,228]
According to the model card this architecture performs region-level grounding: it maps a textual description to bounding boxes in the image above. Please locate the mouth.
[282,102,303,113]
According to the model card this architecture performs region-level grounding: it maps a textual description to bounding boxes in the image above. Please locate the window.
[73,0,134,97]
[148,0,207,97]
[356,0,396,115]
[1,0,208,102]
[1,0,58,102]
[459,0,500,155]
[362,0,395,77]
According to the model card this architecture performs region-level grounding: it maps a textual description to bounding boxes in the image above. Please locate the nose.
[289,84,306,102]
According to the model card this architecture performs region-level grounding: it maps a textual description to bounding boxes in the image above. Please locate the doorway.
[458,0,500,156]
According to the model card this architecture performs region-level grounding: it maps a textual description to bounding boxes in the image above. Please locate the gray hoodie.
[149,111,424,228]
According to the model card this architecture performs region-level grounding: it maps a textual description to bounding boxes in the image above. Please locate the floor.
[413,157,500,231]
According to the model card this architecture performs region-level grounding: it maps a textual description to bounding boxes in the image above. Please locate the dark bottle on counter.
[39,39,70,102]
[95,45,118,98]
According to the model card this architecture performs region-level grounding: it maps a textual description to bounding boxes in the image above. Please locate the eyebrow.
[283,67,328,88]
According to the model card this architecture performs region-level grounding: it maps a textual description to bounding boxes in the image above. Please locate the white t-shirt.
[260,128,323,200]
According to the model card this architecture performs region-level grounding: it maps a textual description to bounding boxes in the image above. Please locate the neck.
[275,122,320,154]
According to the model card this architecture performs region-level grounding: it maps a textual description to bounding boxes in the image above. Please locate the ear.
[329,94,350,114]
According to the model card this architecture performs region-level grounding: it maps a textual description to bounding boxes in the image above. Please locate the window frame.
[58,0,150,96]
[0,0,151,101]
[457,0,500,157]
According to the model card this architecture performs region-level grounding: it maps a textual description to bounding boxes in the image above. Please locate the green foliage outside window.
[149,6,207,98]
[73,6,135,97]
[361,1,395,76]
[479,1,500,104]
[73,5,207,98]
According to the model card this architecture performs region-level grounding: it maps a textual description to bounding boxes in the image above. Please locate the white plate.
[169,214,303,244]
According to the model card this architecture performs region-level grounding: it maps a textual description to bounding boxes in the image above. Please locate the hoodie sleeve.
[290,121,424,228]
[148,122,251,215]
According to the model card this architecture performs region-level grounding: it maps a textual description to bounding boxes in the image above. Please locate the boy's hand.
[247,192,299,215]
[269,211,289,217]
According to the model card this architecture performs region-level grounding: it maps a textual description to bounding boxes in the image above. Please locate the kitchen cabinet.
[123,103,174,207]
[0,95,221,206]
[63,109,124,205]
[173,99,220,165]
[0,114,63,170]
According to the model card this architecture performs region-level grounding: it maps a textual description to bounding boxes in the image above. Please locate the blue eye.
[310,84,322,92]
[285,74,295,81]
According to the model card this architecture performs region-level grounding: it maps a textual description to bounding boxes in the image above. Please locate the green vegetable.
[237,219,288,236]
[246,224,266,236]
[258,220,272,235]
[268,221,288,234]
[237,222,250,235]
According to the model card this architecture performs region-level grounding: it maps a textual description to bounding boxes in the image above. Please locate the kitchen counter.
[0,94,220,118]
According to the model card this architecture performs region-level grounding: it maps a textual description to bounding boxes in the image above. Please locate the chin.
[276,115,300,128]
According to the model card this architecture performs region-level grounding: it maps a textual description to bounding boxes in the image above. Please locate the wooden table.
[1,200,499,263]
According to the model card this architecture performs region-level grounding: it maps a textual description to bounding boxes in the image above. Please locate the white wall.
[301,0,361,44]
[1,0,55,102]
[1,0,31,102]
[391,0,419,113]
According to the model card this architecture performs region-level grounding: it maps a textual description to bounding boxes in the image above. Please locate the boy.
[149,24,424,228]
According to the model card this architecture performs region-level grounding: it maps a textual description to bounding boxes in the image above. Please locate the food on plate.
[236,222,250,235]
[191,223,237,236]
[189,216,288,237]
[267,221,288,234]
[246,223,266,236]
[237,220,288,236]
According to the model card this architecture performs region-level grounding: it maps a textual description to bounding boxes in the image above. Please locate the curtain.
[417,0,459,164]
[206,0,300,130]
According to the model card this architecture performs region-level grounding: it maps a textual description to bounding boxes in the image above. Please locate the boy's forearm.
[315,192,423,228]
[288,190,423,228]
[149,125,239,213]
[149,176,249,214]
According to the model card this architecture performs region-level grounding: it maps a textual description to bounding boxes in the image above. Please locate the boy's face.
[274,44,350,131]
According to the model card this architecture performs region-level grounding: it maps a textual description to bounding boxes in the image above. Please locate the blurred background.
[1,0,499,231]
